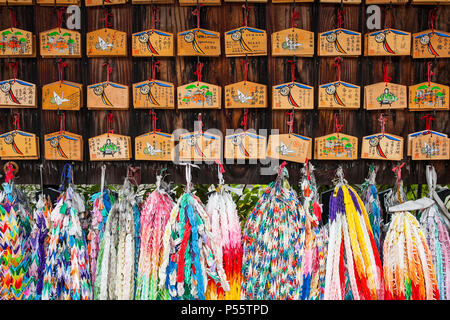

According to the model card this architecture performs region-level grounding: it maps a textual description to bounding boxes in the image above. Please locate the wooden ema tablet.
[0,130,39,160]
[411,0,449,4]
[178,131,221,161]
[177,28,220,56]
[224,81,267,109]
[361,132,403,161]
[408,82,449,111]
[318,81,360,109]
[365,0,408,3]
[0,79,36,108]
[411,132,449,160]
[86,28,127,57]
[179,0,220,4]
[42,81,82,111]
[132,0,173,3]
[272,0,313,2]
[85,0,127,6]
[224,131,266,160]
[266,133,312,163]
[224,0,267,2]
[225,27,267,57]
[412,29,450,58]
[132,29,174,57]
[135,131,174,161]
[271,28,314,57]
[315,133,358,160]
[87,81,129,110]
[364,82,407,110]
[89,133,131,161]
[0,0,33,5]
[39,28,81,58]
[37,0,80,4]
[318,28,361,57]
[133,80,175,109]
[44,131,83,161]
[364,29,411,56]
[177,81,221,109]
[0,28,35,57]
[407,130,447,156]
[320,0,361,3]
[272,82,313,110]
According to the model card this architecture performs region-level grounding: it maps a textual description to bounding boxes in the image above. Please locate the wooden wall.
[0,1,448,186]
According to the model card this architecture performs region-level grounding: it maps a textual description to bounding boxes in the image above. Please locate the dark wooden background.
[0,1,448,186]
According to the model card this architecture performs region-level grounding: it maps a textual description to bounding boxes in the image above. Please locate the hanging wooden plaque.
[132,0,173,3]
[0,130,39,160]
[407,130,447,156]
[133,79,175,109]
[271,28,314,57]
[179,0,220,4]
[224,131,267,160]
[178,131,221,161]
[85,0,127,6]
[266,133,312,163]
[412,29,450,58]
[224,81,267,109]
[364,29,411,56]
[0,28,35,57]
[225,27,267,57]
[272,82,314,110]
[411,132,449,160]
[135,131,174,161]
[0,0,34,5]
[177,28,220,56]
[42,81,82,111]
[132,29,174,57]
[318,28,361,56]
[86,28,127,57]
[44,131,83,161]
[177,81,221,109]
[89,133,132,161]
[37,0,80,5]
[364,82,407,110]
[272,0,313,2]
[39,28,81,58]
[365,0,407,3]
[314,133,358,160]
[320,0,360,3]
[87,81,129,110]
[224,0,267,2]
[0,79,36,108]
[408,82,449,111]
[361,132,404,160]
[411,0,449,4]
[318,81,360,109]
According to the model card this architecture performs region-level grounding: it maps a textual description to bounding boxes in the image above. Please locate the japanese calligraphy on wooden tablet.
[0,79,36,108]
[0,28,35,57]
[37,0,80,5]
[87,81,129,110]
[361,133,403,160]
[267,133,312,163]
[85,0,127,6]
[365,0,407,3]
[224,0,267,2]
[86,28,127,57]
[132,29,174,57]
[224,81,267,109]
[319,29,361,56]
[225,27,267,57]
[364,29,411,56]
[89,133,132,161]
[271,28,314,57]
[411,133,449,160]
[135,131,174,161]
[42,81,82,111]
[179,0,220,4]
[364,82,407,110]
[320,0,361,3]
[39,28,81,58]
[408,82,449,111]
[133,80,175,109]
[272,0,312,2]
[318,81,360,109]
[407,130,447,156]
[315,133,358,160]
[177,28,220,56]
[412,29,450,58]
[0,130,39,160]
[272,82,313,110]
[178,131,221,161]
[177,81,221,109]
[0,0,33,4]
[411,0,449,4]
[224,131,266,160]
[132,0,173,3]
[44,131,83,161]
